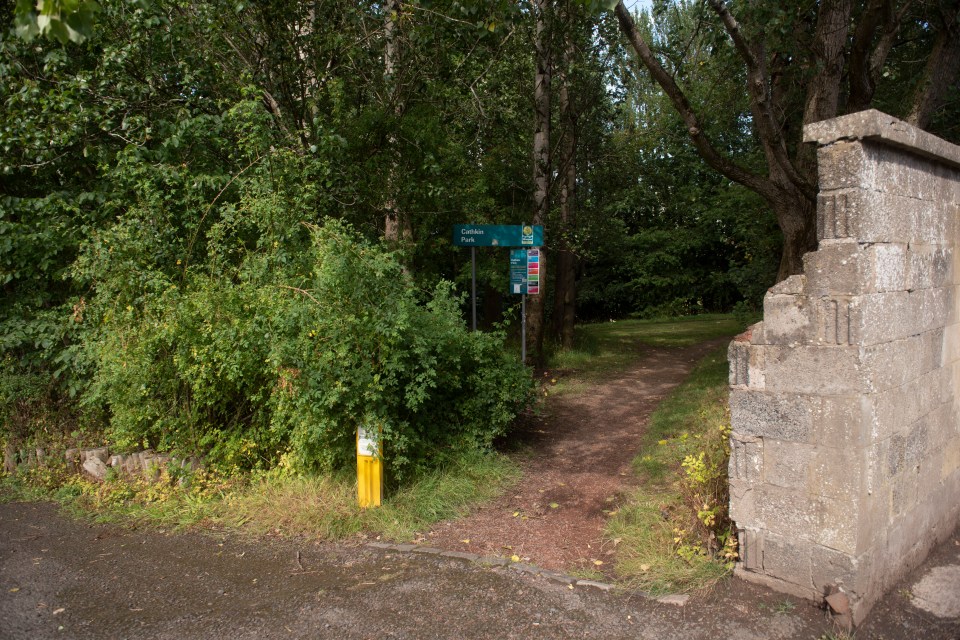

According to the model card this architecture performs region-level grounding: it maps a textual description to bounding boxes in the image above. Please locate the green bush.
[83,215,533,480]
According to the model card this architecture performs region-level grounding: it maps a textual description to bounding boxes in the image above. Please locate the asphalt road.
[1,501,958,639]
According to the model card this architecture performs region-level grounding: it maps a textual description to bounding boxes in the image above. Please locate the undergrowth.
[0,449,519,543]
[605,345,738,594]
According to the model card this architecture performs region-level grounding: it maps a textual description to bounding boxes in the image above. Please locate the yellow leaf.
[512,511,520,517]
[593,560,604,566]
[460,539,470,544]
[9,587,20,593]
[640,564,650,572]
[658,439,668,445]
[549,502,559,509]
[511,555,520,562]
[568,584,574,590]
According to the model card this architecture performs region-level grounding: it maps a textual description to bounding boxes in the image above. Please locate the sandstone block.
[861,332,942,393]
[729,431,763,486]
[729,390,814,443]
[857,289,947,346]
[761,533,812,587]
[908,245,951,291]
[809,447,862,502]
[817,495,861,554]
[728,339,749,387]
[816,141,873,191]
[83,447,110,463]
[869,243,909,292]
[811,545,873,597]
[755,485,820,541]
[813,395,869,449]
[738,528,762,572]
[760,345,863,395]
[764,440,813,489]
[761,293,815,345]
[804,240,864,297]
[82,456,108,481]
[817,188,950,245]
[866,370,945,442]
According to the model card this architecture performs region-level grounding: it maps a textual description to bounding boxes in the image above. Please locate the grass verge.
[0,449,519,544]
[605,344,737,594]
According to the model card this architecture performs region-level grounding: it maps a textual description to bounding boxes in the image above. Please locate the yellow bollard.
[356,427,382,508]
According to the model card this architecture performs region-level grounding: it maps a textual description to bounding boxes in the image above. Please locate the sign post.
[357,426,382,508]
[509,247,540,363]
[453,224,543,335]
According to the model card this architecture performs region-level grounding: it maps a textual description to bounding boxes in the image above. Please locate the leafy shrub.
[83,213,533,480]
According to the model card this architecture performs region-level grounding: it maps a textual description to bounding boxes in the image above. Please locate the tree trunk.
[382,0,411,247]
[906,5,960,129]
[772,193,817,282]
[553,37,577,349]
[527,0,551,366]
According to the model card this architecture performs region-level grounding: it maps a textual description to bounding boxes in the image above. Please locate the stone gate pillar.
[729,110,960,624]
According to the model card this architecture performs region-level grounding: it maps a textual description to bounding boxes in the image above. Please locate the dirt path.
[426,338,731,574]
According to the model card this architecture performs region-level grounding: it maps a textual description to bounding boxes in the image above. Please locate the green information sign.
[452,224,543,247]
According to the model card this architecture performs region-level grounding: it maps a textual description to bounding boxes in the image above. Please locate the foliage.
[81,213,534,478]
[2,0,782,482]
[607,345,737,592]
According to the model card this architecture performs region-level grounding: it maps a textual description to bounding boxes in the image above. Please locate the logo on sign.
[521,225,534,245]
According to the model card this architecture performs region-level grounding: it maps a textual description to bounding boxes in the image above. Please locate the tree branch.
[705,0,815,201]
[613,1,778,203]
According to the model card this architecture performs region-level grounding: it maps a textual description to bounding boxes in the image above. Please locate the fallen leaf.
[8,588,20,593]
[53,608,65,615]
[460,539,470,544]
[568,584,574,590]
[512,511,520,517]
[640,564,650,571]
[511,555,521,562]
[549,503,559,509]
[593,560,604,566]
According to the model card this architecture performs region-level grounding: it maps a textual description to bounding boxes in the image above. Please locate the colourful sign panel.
[527,248,539,295]
[453,224,543,247]
[509,249,540,295]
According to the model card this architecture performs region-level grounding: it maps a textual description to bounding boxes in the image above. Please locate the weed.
[760,598,797,614]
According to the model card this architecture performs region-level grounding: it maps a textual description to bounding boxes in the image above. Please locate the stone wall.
[729,110,960,625]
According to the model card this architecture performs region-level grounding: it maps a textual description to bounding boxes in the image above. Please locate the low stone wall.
[3,443,199,482]
[729,110,960,625]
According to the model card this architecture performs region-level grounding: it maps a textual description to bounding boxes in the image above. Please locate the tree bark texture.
[382,0,411,247]
[553,37,577,350]
[527,0,551,365]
